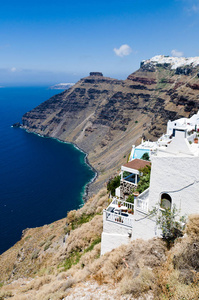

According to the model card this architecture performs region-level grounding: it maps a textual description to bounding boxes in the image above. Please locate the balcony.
[104,198,134,228]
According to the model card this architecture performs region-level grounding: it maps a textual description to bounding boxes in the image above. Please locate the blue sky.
[1,0,199,85]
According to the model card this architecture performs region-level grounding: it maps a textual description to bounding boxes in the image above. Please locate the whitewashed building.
[101,114,199,255]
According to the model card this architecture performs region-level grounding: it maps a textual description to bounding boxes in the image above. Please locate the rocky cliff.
[22,58,199,192]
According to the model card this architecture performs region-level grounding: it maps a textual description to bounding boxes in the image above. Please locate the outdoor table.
[120,205,128,212]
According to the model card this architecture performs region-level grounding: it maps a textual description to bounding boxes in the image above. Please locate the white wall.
[101,232,130,255]
[132,210,161,240]
[148,156,199,217]
[115,186,120,198]
[101,210,133,254]
[101,155,199,252]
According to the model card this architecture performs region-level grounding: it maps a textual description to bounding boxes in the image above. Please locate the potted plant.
[118,201,121,207]
[133,191,139,198]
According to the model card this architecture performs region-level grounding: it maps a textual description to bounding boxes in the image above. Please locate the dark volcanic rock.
[127,75,157,85]
[175,67,192,75]
[89,72,103,77]
[12,122,21,128]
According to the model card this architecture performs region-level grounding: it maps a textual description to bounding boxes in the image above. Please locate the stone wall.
[120,180,136,199]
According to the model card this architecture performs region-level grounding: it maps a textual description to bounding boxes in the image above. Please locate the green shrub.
[136,165,151,194]
[123,171,131,178]
[126,194,134,204]
[151,204,186,247]
[63,251,81,270]
[61,237,101,271]
[141,152,150,161]
[84,237,101,253]
[71,213,95,230]
[136,173,150,193]
[107,175,120,196]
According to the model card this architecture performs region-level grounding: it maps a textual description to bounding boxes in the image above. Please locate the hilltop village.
[102,111,199,254]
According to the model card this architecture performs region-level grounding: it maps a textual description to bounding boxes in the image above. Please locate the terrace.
[120,159,151,199]
[104,198,134,228]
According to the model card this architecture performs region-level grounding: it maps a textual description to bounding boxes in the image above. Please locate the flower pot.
[133,191,139,197]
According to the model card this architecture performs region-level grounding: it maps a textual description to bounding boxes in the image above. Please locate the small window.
[160,193,172,209]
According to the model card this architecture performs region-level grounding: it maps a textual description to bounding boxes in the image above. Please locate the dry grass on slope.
[0,188,109,281]
[63,215,199,299]
[64,238,167,298]
[0,218,67,282]
[1,215,199,299]
[0,188,109,299]
[154,214,199,300]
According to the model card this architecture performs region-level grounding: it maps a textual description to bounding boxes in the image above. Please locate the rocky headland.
[22,57,199,194]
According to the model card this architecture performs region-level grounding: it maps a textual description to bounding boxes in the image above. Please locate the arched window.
[160,193,172,209]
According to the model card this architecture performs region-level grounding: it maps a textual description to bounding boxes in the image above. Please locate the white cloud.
[11,67,17,72]
[171,49,184,57]
[113,44,132,57]
[191,4,199,12]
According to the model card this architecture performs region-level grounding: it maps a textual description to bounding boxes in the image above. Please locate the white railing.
[135,188,149,212]
[137,188,149,201]
[112,198,134,210]
[105,211,133,228]
[136,198,148,212]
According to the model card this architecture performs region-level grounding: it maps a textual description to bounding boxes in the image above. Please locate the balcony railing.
[104,210,133,228]
[135,188,149,213]
[111,198,134,210]
[136,198,148,212]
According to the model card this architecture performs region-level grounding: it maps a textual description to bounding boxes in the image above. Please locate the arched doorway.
[160,193,172,209]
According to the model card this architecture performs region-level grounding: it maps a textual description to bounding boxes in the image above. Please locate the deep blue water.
[0,87,94,254]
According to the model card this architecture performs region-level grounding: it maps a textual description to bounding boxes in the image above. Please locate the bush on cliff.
[107,175,120,196]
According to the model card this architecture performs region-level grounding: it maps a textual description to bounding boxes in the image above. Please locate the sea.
[0,87,95,255]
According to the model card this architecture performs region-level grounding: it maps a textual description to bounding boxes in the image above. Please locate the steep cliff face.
[22,60,199,190]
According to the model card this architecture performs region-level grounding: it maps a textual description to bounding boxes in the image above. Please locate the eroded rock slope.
[22,59,199,191]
